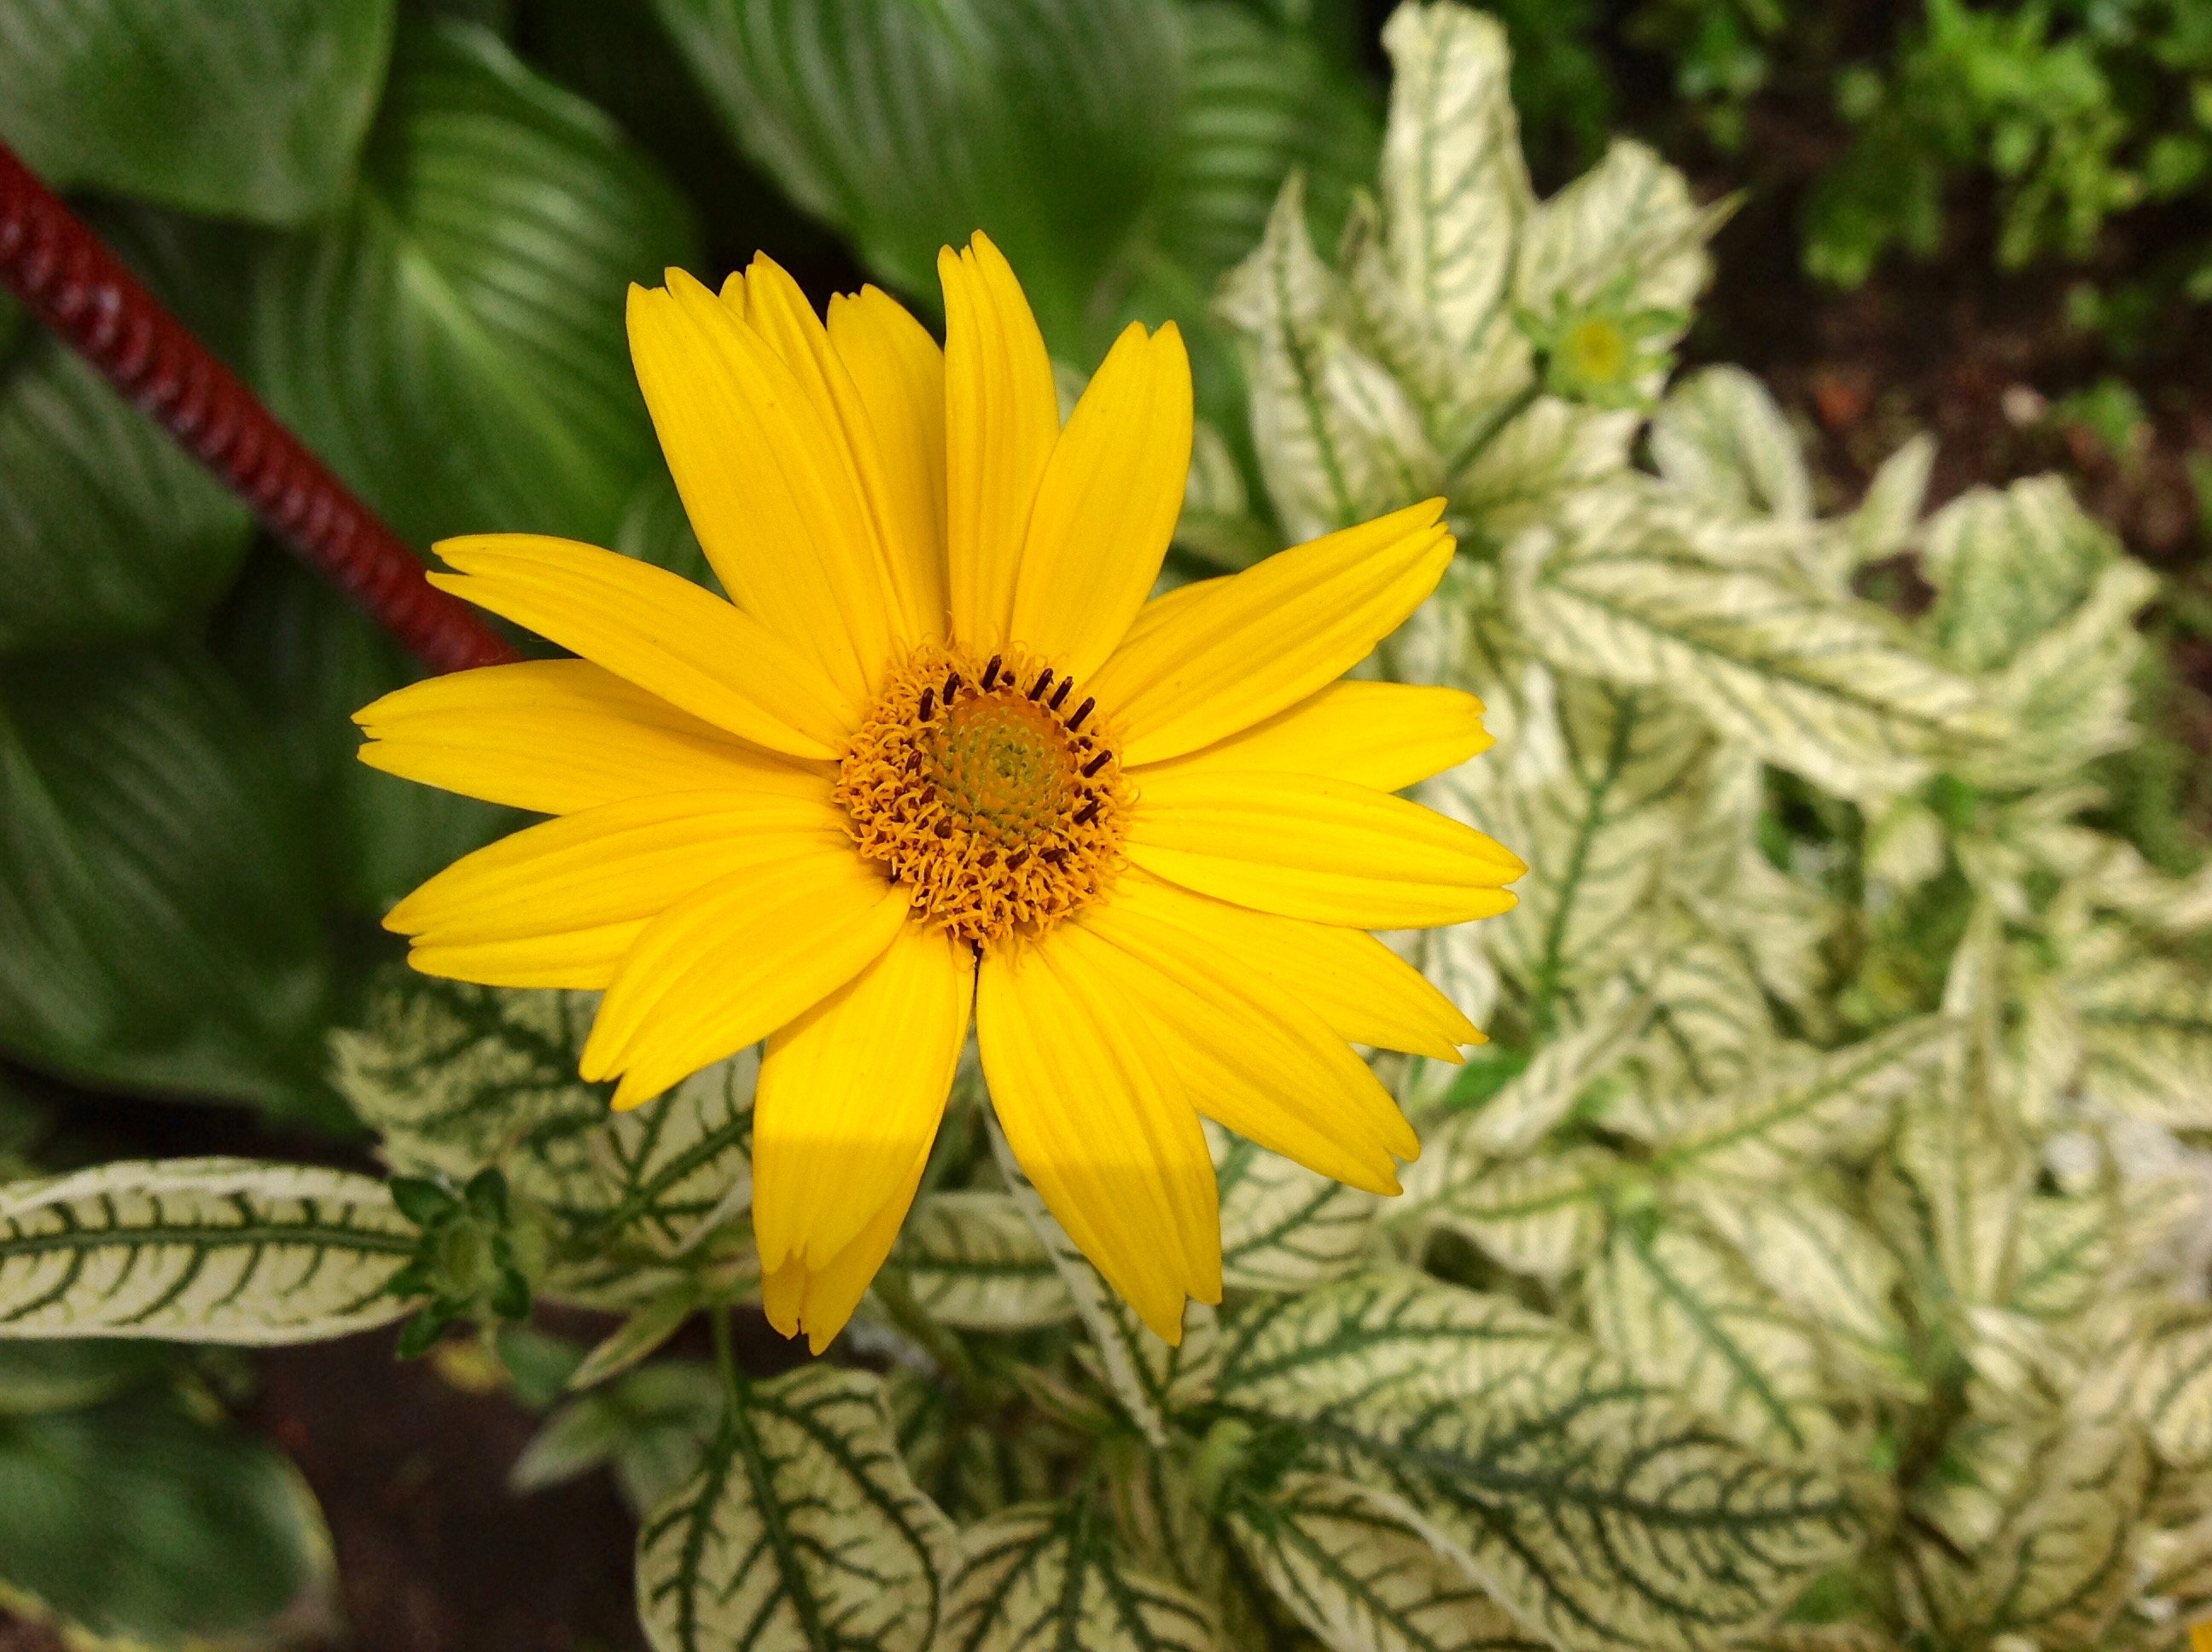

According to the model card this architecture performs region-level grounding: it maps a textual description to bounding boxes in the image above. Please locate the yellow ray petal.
[1134,681,1491,794]
[754,922,973,1273]
[355,659,831,816]
[1090,501,1454,765]
[1119,872,1482,1060]
[726,256,946,646]
[1076,893,1412,1188]
[1008,321,1192,679]
[627,274,899,701]
[828,285,948,625]
[408,924,647,990]
[429,534,848,759]
[976,931,1220,1342]
[1126,771,1524,929]
[940,232,1059,652]
[761,1134,932,1355]
[581,846,910,1109]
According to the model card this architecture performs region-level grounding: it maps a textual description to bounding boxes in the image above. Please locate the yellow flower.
[355,234,1523,1351]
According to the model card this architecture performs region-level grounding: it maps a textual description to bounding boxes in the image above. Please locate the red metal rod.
[0,139,516,674]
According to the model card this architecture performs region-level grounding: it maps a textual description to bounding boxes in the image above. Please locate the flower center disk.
[835,643,1130,946]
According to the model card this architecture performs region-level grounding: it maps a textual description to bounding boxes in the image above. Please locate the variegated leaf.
[1451,397,1639,547]
[1513,484,1997,800]
[1215,1275,1859,1652]
[1402,1148,1615,1281]
[1586,1216,1838,1457]
[1647,1017,1952,1182]
[1650,365,1810,524]
[891,1191,1075,1330]
[0,1158,414,1342]
[1512,138,1715,322]
[1226,1473,1544,1652]
[1462,978,1651,1154]
[2122,1314,2212,1469]
[2070,932,2212,1130]
[886,1368,1063,1524]
[1920,476,2116,673]
[1214,1126,1381,1293]
[636,1363,955,1652]
[2008,1191,2116,1320]
[939,1501,1216,1652]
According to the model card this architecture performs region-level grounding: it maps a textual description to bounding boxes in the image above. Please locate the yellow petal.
[976,930,1220,1343]
[581,845,910,1109]
[429,534,848,759]
[727,257,946,646]
[1126,771,1524,929]
[408,924,647,990]
[761,1136,932,1354]
[1135,681,1492,794]
[1091,501,1454,765]
[1077,889,1413,1189]
[1118,872,1482,1059]
[627,275,899,701]
[940,233,1059,653]
[1008,321,1192,679]
[355,659,830,816]
[828,285,948,628]
[754,922,973,1272]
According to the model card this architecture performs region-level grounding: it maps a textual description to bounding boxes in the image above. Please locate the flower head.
[356,235,1523,1349]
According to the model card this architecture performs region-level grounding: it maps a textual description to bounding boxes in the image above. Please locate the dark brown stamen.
[981,654,1002,690]
[917,688,934,722]
[1005,849,1029,870]
[1068,697,1094,731]
[933,818,953,839]
[1081,750,1110,777]
[1074,800,1100,825]
[1029,669,1053,701]
[944,672,961,702]
[1048,678,1073,711]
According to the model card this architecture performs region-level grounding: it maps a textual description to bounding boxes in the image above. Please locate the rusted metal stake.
[0,139,516,674]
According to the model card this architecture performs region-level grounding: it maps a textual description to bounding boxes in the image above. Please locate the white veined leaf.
[0,1158,414,1343]
[891,1191,1076,1330]
[1458,976,1651,1154]
[2007,1191,2116,1321]
[1400,1147,1615,1282]
[1375,2,1529,358]
[1649,366,1810,524]
[939,1501,1216,1652]
[1839,434,1935,577]
[636,1363,956,1652]
[1512,483,1999,800]
[1220,178,1443,542]
[1647,1016,1953,1182]
[1898,1419,2149,1648]
[1585,1216,1840,1457]
[2077,841,2212,939]
[1893,1071,2027,1312]
[885,1368,1066,1525]
[1450,396,1640,549]
[1214,1126,1382,1292]
[990,1125,1220,1444]
[2118,1313,2212,1469]
[2070,929,2212,1129]
[1685,1182,1918,1393]
[1607,916,1782,1126]
[1225,1473,1545,1652]
[1214,1274,1860,1652]
[1511,137,1716,320]
[1920,476,2116,673]
[1105,1441,1288,1649]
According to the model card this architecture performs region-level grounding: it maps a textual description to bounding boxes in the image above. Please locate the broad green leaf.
[1215,1275,1859,1652]
[637,1363,955,1652]
[0,1158,414,1342]
[0,0,393,222]
[1647,1017,1953,1182]
[0,1341,165,1416]
[891,1191,1076,1331]
[252,17,698,551]
[0,337,250,657]
[1214,1126,1381,1293]
[331,971,754,1254]
[0,1382,332,1648]
[1402,1148,1614,1282]
[1512,484,1998,800]
[0,649,335,1114]
[1586,1217,1839,1457]
[992,1124,1220,1443]
[940,1500,1216,1652]
[1921,478,2116,673]
[1225,1473,1545,1652]
[1649,366,1810,524]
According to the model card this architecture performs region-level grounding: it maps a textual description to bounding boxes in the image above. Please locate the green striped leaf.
[636,1363,955,1652]
[1513,484,1999,800]
[1215,1127,1381,1293]
[1586,1217,1840,1457]
[891,1192,1075,1331]
[0,1159,415,1342]
[1226,1474,1544,1652]
[252,16,697,550]
[940,1501,1217,1652]
[1215,1275,1858,1652]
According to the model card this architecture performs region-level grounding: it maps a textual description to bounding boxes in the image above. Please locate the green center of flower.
[834,643,1131,947]
[1564,316,1629,385]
